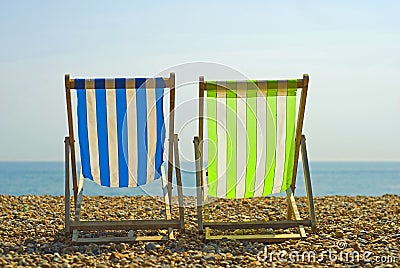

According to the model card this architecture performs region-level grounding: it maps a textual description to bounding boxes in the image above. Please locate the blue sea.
[0,162,399,196]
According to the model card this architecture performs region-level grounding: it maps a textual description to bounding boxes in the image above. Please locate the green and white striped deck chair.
[193,74,316,241]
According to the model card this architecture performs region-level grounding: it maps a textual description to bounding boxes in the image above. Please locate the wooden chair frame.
[64,72,184,243]
[193,74,316,242]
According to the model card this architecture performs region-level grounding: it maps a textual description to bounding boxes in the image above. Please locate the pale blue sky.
[0,0,399,161]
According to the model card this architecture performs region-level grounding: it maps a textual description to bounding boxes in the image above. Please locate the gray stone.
[145,243,160,251]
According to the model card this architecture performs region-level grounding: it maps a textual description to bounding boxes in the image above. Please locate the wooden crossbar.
[70,220,182,231]
[205,230,302,242]
[203,220,312,230]
[203,79,304,90]
[74,235,171,244]
[68,77,174,90]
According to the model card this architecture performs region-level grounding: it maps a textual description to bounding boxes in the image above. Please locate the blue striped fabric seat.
[75,78,166,187]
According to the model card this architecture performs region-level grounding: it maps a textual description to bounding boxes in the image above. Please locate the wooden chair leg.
[193,137,203,233]
[202,170,209,221]
[173,134,185,231]
[161,166,172,221]
[286,202,293,220]
[300,135,317,232]
[286,189,306,238]
[72,176,84,242]
[162,166,175,241]
[64,137,71,234]
[167,140,174,212]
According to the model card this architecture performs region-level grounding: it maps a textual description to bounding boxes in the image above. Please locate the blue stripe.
[76,88,93,180]
[115,79,129,187]
[154,78,165,180]
[155,78,166,88]
[95,79,110,186]
[135,78,148,186]
[115,78,126,89]
[135,78,146,89]
[74,79,86,89]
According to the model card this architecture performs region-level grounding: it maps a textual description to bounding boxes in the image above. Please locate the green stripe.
[245,81,258,198]
[207,82,217,197]
[206,79,298,198]
[205,80,296,91]
[263,80,277,195]
[281,80,297,191]
[226,81,237,198]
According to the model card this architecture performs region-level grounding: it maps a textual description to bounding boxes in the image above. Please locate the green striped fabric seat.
[206,80,297,198]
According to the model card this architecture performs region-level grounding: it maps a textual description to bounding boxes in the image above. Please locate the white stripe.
[126,88,138,187]
[236,83,247,198]
[106,88,119,187]
[216,83,227,198]
[85,88,100,185]
[272,81,287,193]
[254,89,267,196]
[146,79,157,184]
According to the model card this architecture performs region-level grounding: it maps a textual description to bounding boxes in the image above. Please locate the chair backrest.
[198,75,309,198]
[65,73,175,188]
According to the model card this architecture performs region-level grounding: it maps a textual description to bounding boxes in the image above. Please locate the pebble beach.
[0,195,399,267]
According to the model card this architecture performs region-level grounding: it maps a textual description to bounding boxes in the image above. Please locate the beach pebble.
[0,195,399,267]
[335,230,345,238]
[145,243,160,251]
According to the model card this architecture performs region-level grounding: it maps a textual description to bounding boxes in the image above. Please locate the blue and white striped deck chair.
[64,72,184,243]
[194,74,316,241]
